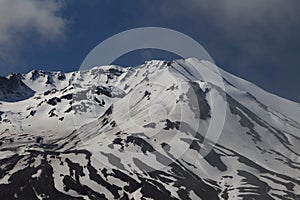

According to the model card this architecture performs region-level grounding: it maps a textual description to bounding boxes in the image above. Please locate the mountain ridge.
[0,58,299,199]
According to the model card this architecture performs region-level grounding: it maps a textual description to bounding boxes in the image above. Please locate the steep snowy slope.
[0,58,299,200]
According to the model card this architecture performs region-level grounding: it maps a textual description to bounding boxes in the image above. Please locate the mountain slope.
[0,58,299,200]
[0,73,34,102]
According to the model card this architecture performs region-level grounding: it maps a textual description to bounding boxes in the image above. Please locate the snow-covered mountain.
[0,58,299,200]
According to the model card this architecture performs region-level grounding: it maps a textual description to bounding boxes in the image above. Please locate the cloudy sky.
[0,0,299,102]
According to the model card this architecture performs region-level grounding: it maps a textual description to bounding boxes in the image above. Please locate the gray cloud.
[136,0,299,43]
[0,0,66,44]
[0,0,67,73]
[175,1,299,60]
[188,0,298,26]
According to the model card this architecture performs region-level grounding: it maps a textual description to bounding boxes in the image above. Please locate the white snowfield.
[0,58,299,200]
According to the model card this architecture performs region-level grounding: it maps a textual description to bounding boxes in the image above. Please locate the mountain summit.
[0,58,299,199]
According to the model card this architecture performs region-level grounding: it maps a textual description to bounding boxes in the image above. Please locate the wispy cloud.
[0,0,67,74]
[0,0,67,44]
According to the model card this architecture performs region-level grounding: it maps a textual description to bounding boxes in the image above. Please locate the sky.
[0,0,299,102]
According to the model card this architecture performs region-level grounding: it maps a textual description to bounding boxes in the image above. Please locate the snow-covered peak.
[0,58,299,199]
